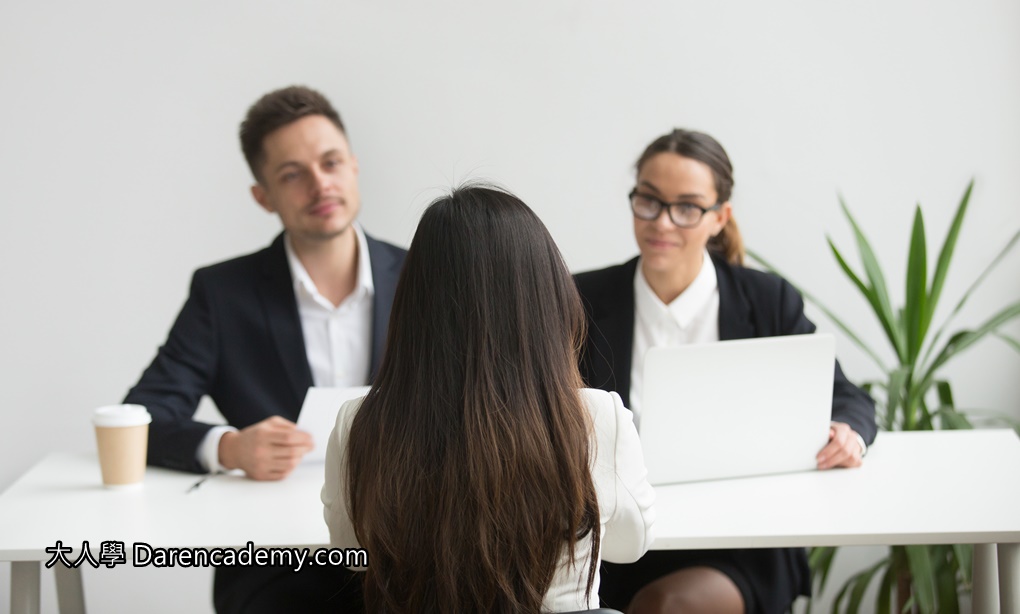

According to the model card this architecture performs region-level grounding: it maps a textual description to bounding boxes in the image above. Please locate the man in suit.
[125,85,405,613]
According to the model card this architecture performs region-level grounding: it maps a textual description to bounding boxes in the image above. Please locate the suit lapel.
[588,258,638,407]
[714,255,757,341]
[258,233,313,411]
[366,234,402,382]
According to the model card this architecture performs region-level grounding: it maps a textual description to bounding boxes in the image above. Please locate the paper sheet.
[296,386,371,462]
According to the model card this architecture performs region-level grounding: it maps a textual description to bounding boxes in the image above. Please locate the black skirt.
[599,547,811,614]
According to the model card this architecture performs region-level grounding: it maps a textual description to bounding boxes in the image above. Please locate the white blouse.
[629,250,720,424]
[321,388,657,612]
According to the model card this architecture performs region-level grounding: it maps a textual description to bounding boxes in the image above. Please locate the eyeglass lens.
[630,193,705,227]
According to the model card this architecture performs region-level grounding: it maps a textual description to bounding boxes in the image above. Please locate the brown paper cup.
[93,405,152,489]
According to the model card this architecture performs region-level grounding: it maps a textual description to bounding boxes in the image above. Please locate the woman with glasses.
[575,129,877,614]
[322,185,656,613]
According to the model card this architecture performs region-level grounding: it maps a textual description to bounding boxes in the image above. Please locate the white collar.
[634,250,718,330]
[283,222,374,308]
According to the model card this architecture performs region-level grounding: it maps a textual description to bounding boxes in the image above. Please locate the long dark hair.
[636,128,744,265]
[345,185,600,613]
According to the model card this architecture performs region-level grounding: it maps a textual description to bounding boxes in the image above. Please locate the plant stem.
[894,546,914,613]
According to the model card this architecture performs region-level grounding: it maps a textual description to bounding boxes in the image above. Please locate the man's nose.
[310,166,333,194]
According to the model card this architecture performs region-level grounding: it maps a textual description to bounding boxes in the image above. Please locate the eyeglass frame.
[628,188,723,228]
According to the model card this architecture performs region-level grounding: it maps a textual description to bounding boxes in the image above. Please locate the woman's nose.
[653,206,675,230]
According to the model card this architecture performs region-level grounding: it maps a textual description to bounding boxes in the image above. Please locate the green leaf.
[884,366,910,431]
[905,545,937,613]
[917,300,1020,394]
[747,248,889,371]
[809,546,839,598]
[902,595,917,613]
[832,575,853,614]
[956,227,1020,315]
[933,382,972,430]
[826,236,872,300]
[934,407,973,430]
[875,562,895,614]
[847,558,888,613]
[839,196,906,361]
[890,546,909,613]
[920,227,1020,369]
[954,544,973,586]
[826,237,900,368]
[905,206,928,362]
[935,551,961,614]
[924,180,972,340]
[918,396,934,430]
[936,381,955,408]
[994,331,1020,353]
[965,411,1020,435]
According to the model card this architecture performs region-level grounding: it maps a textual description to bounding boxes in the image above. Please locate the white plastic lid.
[92,404,152,428]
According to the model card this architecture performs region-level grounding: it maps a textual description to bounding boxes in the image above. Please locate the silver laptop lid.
[640,334,834,485]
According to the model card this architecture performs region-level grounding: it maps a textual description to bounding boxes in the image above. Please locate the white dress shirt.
[196,223,375,472]
[321,389,656,611]
[629,250,719,427]
[285,223,374,389]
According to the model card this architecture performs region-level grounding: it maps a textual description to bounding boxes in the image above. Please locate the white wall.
[1,0,1018,611]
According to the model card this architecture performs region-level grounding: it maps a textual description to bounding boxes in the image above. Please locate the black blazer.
[575,254,877,444]
[125,232,406,473]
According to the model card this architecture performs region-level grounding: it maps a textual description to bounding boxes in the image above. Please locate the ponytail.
[708,215,744,266]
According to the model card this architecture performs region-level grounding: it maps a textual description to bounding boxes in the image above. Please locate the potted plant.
[749,180,1020,614]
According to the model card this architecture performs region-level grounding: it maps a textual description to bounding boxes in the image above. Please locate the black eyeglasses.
[629,189,721,228]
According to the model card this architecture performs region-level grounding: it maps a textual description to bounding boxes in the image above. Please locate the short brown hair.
[239,85,346,181]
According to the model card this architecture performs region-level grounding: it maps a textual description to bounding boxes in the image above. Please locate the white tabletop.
[1,429,1019,563]
[652,428,1020,549]
[0,454,330,561]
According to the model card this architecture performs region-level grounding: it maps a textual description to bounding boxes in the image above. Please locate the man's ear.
[251,183,273,213]
[352,154,359,176]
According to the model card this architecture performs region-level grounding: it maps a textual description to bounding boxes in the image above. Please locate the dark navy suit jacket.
[125,232,407,473]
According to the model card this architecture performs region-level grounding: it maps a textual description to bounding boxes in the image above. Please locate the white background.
[1,1,1018,611]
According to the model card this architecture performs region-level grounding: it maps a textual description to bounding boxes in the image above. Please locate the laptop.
[639,334,834,485]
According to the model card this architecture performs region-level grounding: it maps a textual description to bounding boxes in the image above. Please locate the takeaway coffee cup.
[93,404,152,489]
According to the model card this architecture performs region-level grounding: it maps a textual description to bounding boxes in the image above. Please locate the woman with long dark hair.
[575,129,877,614]
[322,185,656,613]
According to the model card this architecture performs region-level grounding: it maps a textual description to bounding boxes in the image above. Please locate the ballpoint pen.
[186,474,214,493]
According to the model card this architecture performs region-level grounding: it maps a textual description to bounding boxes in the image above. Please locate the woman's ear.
[712,201,733,237]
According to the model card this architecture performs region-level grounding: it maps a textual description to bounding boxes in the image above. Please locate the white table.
[1,429,1018,614]
[653,429,1020,613]
[0,452,329,614]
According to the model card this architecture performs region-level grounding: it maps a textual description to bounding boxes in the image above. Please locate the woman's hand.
[816,422,865,470]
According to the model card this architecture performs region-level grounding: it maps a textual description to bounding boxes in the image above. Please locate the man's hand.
[816,421,864,470]
[218,416,314,480]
